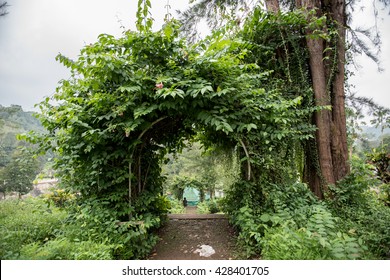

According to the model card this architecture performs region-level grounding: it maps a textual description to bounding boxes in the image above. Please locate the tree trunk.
[307,34,336,195]
[265,0,350,198]
[304,131,325,198]
[265,0,280,13]
[297,0,350,198]
[209,189,215,199]
[200,189,205,202]
[328,0,350,181]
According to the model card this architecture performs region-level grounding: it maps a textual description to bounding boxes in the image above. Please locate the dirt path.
[184,206,198,214]
[149,208,238,260]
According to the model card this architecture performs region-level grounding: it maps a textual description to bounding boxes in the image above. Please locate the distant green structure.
[182,187,211,206]
[183,187,199,206]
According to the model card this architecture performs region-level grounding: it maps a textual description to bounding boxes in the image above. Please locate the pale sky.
[0,0,389,113]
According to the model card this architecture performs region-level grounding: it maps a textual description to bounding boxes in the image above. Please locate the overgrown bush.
[168,198,185,214]
[222,181,368,259]
[328,157,390,258]
[0,198,67,259]
[19,238,113,260]
[260,205,365,260]
[61,191,167,259]
[222,155,390,259]
[196,201,210,214]
[197,199,221,214]
[367,148,390,184]
[208,200,220,214]
[378,183,390,206]
[366,148,390,206]
[0,193,168,260]
[43,189,76,208]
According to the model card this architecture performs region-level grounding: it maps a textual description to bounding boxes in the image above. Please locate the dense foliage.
[9,3,388,260]
[221,154,390,259]
[0,196,157,260]
[21,9,320,258]
[0,198,67,259]
[329,157,390,258]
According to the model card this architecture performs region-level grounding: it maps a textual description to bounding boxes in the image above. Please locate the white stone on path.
[194,245,215,257]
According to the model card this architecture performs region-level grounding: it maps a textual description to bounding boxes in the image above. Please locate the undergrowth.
[328,157,390,259]
[221,158,390,260]
[197,199,221,214]
[0,197,67,259]
[0,190,170,260]
[168,198,185,214]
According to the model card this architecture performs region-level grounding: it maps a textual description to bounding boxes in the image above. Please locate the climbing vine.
[25,9,326,259]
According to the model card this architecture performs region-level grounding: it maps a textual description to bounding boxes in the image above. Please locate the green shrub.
[329,193,390,258]
[329,157,378,208]
[19,238,113,260]
[0,198,67,259]
[261,203,365,260]
[233,205,263,258]
[196,201,210,214]
[378,183,390,206]
[261,223,323,260]
[261,222,364,260]
[208,200,220,214]
[168,198,185,214]
[43,189,76,208]
[329,157,390,258]
[0,190,168,260]
[196,199,221,214]
[61,191,166,259]
[223,181,369,259]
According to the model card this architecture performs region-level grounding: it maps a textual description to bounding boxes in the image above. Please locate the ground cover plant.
[0,193,166,260]
[0,197,67,259]
[221,156,390,259]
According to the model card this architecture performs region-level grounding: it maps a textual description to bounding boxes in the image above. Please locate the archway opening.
[162,139,240,213]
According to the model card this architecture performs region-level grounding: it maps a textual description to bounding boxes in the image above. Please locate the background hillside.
[0,104,44,167]
[360,125,390,140]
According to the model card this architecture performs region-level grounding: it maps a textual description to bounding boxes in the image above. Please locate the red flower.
[155,82,163,89]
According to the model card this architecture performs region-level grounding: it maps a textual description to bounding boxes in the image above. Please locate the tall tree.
[292,0,348,197]
[292,0,358,197]
[0,149,39,198]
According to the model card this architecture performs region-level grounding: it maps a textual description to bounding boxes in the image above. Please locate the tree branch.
[239,138,251,181]
[0,2,8,17]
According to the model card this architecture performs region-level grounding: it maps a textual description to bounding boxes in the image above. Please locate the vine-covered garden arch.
[30,19,318,258]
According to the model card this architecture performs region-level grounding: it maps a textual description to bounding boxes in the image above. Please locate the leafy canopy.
[29,19,315,212]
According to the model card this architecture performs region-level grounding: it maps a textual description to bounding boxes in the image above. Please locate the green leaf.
[118,85,141,93]
[246,123,257,132]
[201,85,213,95]
[134,104,157,119]
[260,213,271,223]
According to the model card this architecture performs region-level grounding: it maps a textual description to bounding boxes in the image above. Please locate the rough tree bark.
[328,0,350,182]
[296,0,349,198]
[265,0,280,12]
